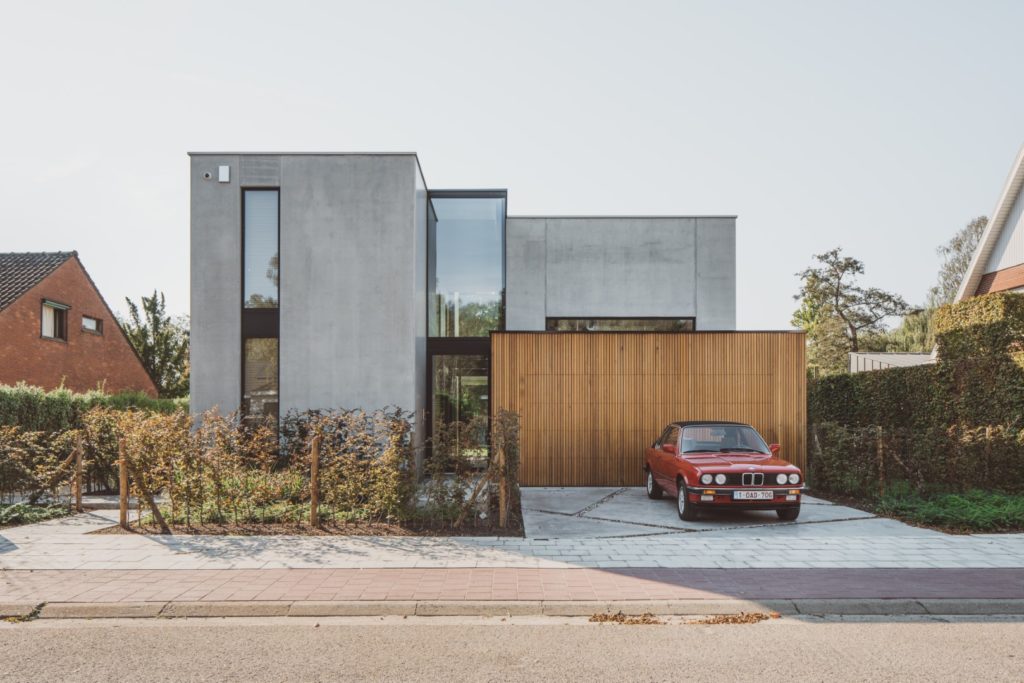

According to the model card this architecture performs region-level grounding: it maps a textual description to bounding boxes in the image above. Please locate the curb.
[4,599,1024,621]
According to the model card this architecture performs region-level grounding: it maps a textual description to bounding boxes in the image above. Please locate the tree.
[793,248,909,374]
[121,291,190,398]
[933,216,987,305]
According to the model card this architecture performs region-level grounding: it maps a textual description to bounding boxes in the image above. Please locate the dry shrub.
[589,612,664,625]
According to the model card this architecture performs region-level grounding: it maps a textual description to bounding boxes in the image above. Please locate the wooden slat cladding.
[491,332,807,487]
[976,263,1024,296]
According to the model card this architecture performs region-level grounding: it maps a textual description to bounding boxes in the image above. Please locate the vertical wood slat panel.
[491,332,807,487]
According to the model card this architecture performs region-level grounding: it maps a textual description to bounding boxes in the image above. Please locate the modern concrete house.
[189,153,737,462]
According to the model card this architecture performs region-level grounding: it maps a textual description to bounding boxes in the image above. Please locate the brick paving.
[2,568,1023,603]
[3,489,1024,607]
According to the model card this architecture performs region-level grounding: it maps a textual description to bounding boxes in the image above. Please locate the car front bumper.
[684,485,805,508]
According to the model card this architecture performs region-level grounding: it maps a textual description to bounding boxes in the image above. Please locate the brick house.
[957,144,1024,299]
[0,252,158,396]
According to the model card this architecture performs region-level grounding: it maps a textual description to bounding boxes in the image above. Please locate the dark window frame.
[545,317,697,332]
[241,188,281,311]
[426,189,507,340]
[81,314,103,335]
[240,187,281,425]
[40,299,69,342]
[424,189,508,458]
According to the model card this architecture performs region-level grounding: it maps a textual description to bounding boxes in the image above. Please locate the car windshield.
[680,425,770,454]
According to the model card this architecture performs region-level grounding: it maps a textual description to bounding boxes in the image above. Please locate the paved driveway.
[522,487,887,539]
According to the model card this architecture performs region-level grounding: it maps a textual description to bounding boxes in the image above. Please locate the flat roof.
[507,215,738,219]
[187,151,420,156]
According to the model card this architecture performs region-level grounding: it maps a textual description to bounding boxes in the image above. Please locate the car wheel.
[776,506,800,521]
[677,480,699,521]
[646,469,662,499]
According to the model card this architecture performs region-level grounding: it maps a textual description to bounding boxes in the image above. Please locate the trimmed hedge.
[933,291,1024,360]
[0,383,186,432]
[809,292,1024,498]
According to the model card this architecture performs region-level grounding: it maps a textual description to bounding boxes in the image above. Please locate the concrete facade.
[189,153,737,434]
[190,154,426,419]
[505,217,736,331]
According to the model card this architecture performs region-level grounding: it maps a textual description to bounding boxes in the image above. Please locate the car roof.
[669,421,751,428]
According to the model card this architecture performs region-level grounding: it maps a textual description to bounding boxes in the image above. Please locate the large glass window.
[243,190,279,308]
[428,194,505,337]
[546,317,695,332]
[431,354,489,458]
[242,338,279,422]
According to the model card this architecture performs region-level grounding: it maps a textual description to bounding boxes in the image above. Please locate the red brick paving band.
[2,568,1022,603]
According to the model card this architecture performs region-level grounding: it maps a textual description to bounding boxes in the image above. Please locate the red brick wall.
[0,258,159,396]
[976,263,1024,296]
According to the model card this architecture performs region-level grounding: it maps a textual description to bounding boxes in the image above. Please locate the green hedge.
[933,291,1024,360]
[0,383,186,432]
[809,292,1024,498]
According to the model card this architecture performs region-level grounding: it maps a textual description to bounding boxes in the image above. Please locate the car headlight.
[788,473,800,485]
[700,474,713,485]
[714,473,726,485]
[775,473,788,485]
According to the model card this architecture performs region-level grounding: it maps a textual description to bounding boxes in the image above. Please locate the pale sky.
[2,1,1022,329]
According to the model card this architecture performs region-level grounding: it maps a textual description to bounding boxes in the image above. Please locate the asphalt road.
[2,615,1023,682]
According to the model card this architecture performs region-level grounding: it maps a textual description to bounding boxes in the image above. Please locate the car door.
[656,425,681,488]
[649,426,671,483]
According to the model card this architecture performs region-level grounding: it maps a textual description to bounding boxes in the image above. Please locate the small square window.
[82,316,103,334]
[41,302,68,341]
[82,317,102,335]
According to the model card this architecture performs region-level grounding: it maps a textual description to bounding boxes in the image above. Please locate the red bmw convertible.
[643,421,804,521]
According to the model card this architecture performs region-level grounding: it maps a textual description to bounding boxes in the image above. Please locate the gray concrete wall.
[278,155,420,413]
[190,153,422,421]
[505,217,736,331]
[413,164,428,468]
[189,154,241,416]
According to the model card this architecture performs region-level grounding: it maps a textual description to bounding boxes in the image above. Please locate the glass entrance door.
[430,353,489,460]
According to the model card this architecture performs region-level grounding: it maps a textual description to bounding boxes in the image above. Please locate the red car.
[643,421,804,521]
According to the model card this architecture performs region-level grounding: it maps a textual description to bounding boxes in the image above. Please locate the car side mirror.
[663,444,677,455]
[769,443,780,455]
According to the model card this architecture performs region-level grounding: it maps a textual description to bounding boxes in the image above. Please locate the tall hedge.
[0,383,186,432]
[808,292,1024,496]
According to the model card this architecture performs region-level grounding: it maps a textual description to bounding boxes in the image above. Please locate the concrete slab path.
[1,491,1024,571]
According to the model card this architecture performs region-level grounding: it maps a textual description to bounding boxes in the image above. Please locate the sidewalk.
[3,489,1024,618]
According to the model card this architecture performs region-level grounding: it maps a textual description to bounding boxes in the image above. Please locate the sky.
[1,0,1022,329]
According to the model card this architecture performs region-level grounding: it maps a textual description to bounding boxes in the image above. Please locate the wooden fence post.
[309,434,321,528]
[73,436,83,513]
[876,425,885,498]
[497,442,507,529]
[118,438,129,529]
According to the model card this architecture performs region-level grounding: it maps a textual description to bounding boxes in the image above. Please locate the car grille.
[719,473,781,486]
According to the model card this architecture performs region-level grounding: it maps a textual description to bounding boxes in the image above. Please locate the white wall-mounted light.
[218,165,230,183]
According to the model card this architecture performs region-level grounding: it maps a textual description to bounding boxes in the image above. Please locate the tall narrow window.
[41,300,68,340]
[243,190,279,308]
[427,194,505,337]
[242,338,279,422]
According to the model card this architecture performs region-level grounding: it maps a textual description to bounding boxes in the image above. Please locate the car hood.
[682,453,798,471]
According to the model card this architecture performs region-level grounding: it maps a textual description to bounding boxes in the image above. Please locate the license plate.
[733,490,774,500]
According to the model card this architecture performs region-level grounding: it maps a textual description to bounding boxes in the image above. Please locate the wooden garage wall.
[491,332,806,486]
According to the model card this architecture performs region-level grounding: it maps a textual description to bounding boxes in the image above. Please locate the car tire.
[645,469,662,499]
[776,506,800,521]
[677,479,699,521]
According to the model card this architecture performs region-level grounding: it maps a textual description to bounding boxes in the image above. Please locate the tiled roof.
[0,252,76,311]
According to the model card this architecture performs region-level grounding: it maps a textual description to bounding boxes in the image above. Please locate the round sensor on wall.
[202,171,212,180]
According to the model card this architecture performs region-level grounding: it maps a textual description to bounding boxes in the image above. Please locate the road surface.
[2,615,1022,681]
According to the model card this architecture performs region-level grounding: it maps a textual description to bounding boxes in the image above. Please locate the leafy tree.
[120,291,190,398]
[933,216,987,305]
[793,248,909,374]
